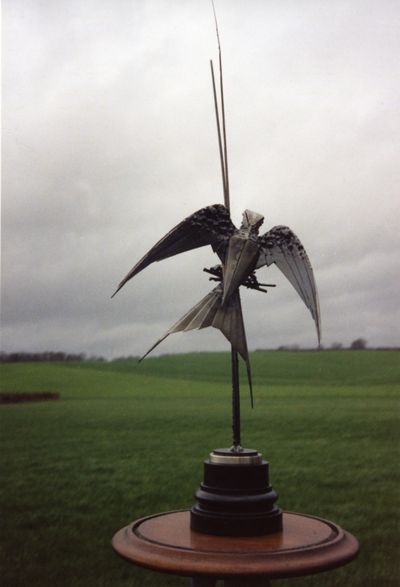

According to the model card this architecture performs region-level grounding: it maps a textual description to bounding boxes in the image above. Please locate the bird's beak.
[222,236,260,305]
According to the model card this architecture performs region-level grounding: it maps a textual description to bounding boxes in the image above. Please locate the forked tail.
[140,284,253,406]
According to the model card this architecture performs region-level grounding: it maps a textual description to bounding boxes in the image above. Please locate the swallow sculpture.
[112,203,320,400]
[112,10,321,412]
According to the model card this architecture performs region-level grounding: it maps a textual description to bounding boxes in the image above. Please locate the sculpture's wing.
[257,226,321,344]
[140,284,254,406]
[112,204,235,297]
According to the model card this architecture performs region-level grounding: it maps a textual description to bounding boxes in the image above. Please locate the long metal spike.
[212,0,230,209]
[218,50,230,210]
[210,60,227,203]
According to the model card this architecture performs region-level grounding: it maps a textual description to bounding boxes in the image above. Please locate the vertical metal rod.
[224,578,272,586]
[190,576,217,587]
[211,0,241,449]
[231,348,241,448]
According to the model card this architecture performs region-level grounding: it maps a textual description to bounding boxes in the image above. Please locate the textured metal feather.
[257,226,321,343]
[112,204,236,297]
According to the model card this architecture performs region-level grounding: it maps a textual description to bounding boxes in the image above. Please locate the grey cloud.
[2,0,399,358]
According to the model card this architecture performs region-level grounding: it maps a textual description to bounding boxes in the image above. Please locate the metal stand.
[190,449,282,536]
[231,348,241,449]
[191,578,270,586]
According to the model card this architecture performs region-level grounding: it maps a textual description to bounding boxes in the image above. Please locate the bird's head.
[241,209,264,234]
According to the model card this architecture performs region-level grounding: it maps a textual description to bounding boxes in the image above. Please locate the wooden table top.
[112,510,359,580]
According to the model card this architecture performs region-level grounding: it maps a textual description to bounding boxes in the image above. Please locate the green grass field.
[0,351,399,586]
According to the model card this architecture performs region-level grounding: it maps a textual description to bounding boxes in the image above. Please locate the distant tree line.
[275,338,369,351]
[0,351,106,363]
[260,339,397,352]
[1,340,398,363]
[0,351,143,363]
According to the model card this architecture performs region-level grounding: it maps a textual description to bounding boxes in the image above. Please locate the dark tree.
[350,338,367,350]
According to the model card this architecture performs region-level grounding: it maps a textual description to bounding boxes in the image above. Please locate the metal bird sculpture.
[112,6,321,447]
[112,204,320,405]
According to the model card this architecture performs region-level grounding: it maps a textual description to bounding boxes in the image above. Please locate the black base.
[190,449,282,536]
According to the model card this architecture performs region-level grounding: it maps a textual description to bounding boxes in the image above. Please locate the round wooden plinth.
[112,510,359,580]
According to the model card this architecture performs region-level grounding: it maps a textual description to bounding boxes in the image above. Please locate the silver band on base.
[209,448,263,465]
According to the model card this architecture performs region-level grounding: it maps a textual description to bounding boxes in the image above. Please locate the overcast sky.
[2,0,399,358]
